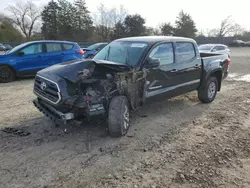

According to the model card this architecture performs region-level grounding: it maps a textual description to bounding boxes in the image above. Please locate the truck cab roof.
[116,36,196,44]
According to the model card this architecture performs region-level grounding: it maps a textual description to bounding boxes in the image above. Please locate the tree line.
[1,0,250,43]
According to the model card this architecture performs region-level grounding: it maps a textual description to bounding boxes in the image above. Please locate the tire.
[0,65,16,83]
[198,76,218,103]
[108,96,130,137]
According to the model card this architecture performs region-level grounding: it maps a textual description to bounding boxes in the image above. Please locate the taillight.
[76,50,85,55]
[85,95,90,101]
[227,58,230,70]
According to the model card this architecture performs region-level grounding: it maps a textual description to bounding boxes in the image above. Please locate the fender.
[205,67,222,80]
[199,54,223,91]
[199,67,223,91]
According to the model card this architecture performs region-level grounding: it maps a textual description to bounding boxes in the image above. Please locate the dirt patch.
[88,81,250,188]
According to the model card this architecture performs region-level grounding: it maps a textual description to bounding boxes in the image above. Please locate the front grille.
[34,75,61,104]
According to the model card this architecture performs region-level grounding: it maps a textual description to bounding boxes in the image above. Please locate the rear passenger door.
[174,42,202,93]
[43,43,64,66]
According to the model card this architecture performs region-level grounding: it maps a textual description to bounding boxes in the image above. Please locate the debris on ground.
[1,127,30,137]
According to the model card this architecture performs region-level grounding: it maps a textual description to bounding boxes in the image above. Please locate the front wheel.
[0,65,16,83]
[108,96,130,137]
[198,77,218,103]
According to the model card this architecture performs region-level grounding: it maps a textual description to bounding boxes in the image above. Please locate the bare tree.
[109,5,127,26]
[6,1,40,39]
[93,4,127,41]
[230,23,245,37]
[207,28,220,37]
[217,16,234,37]
[93,4,111,41]
[207,16,245,37]
[196,29,205,37]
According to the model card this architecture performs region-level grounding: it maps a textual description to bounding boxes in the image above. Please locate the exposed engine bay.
[74,62,147,119]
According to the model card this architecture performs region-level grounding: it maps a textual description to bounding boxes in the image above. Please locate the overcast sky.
[1,0,250,32]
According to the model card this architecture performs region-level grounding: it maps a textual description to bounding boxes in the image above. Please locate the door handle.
[61,53,65,55]
[170,69,178,73]
[37,55,42,58]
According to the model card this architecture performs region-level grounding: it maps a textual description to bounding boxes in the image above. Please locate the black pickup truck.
[33,36,230,137]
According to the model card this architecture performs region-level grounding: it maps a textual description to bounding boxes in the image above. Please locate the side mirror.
[18,51,25,56]
[144,57,160,68]
[211,48,216,52]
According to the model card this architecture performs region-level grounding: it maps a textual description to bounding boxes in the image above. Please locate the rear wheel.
[198,76,218,103]
[108,96,130,137]
[0,65,16,83]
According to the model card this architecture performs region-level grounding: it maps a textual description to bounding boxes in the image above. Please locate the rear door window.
[46,43,62,52]
[176,42,196,63]
[63,44,74,50]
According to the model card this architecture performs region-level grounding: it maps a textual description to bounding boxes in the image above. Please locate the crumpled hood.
[37,59,129,83]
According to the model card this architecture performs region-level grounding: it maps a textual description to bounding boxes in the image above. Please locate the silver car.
[198,44,231,58]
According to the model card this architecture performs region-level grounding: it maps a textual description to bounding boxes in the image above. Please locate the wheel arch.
[0,64,17,74]
[207,69,222,91]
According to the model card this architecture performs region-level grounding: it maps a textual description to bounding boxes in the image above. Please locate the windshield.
[7,43,27,54]
[198,45,214,51]
[87,43,101,50]
[93,41,148,66]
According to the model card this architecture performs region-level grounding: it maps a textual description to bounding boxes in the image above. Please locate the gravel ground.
[0,48,250,188]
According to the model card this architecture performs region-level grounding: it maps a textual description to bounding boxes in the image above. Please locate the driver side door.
[145,42,180,102]
[15,43,46,75]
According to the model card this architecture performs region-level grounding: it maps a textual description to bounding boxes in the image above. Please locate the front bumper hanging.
[33,99,74,123]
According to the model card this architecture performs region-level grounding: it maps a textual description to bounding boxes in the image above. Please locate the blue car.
[0,40,84,82]
[82,42,108,59]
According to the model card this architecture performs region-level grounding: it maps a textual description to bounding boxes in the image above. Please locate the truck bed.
[200,52,230,80]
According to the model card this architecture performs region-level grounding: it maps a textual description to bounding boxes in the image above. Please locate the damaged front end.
[33,60,147,124]
[114,69,147,110]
